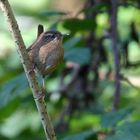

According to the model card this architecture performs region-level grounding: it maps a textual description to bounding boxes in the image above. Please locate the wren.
[27,30,64,88]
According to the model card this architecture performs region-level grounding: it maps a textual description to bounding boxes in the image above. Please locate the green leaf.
[105,133,134,140]
[101,108,133,128]
[64,37,81,50]
[64,37,91,64]
[63,19,96,31]
[0,98,20,120]
[105,121,140,140]
[0,73,28,108]
[0,110,40,138]
[117,121,140,138]
[64,48,91,65]
[62,130,95,140]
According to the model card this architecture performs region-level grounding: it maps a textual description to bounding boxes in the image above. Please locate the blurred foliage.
[0,0,140,140]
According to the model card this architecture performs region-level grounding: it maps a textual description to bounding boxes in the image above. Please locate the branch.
[110,0,121,111]
[0,0,56,139]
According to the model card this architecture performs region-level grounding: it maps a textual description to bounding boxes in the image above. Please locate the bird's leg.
[40,76,47,99]
[42,75,49,90]
[33,76,46,101]
[34,76,46,101]
[43,76,46,90]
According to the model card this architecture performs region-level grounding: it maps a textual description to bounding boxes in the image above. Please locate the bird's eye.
[42,32,56,42]
[50,34,55,38]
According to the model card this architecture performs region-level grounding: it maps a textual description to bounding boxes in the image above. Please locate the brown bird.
[27,30,64,88]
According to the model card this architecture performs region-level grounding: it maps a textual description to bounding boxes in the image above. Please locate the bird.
[27,30,64,89]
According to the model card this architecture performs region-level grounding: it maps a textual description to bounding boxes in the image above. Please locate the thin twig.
[110,0,121,111]
[0,0,56,139]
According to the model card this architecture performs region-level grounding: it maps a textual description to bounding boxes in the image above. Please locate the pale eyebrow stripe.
[44,33,54,37]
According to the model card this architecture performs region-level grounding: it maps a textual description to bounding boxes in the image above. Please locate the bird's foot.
[28,65,35,75]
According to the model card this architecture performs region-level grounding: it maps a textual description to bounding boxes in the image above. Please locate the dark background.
[0,0,140,140]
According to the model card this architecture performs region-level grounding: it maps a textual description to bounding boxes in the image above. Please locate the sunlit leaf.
[0,110,40,138]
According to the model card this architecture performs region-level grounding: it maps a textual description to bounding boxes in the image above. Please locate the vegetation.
[0,0,140,140]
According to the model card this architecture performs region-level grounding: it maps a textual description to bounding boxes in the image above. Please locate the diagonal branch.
[0,0,56,139]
